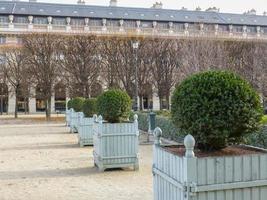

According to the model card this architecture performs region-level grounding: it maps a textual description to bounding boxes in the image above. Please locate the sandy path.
[0,123,153,200]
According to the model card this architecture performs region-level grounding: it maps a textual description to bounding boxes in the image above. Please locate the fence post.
[183,134,197,200]
[134,114,139,170]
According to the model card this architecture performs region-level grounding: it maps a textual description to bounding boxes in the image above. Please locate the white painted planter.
[65,109,71,127]
[77,115,96,147]
[93,115,139,172]
[152,128,267,200]
[70,110,83,133]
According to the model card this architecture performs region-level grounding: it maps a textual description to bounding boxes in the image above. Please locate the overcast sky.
[38,0,267,15]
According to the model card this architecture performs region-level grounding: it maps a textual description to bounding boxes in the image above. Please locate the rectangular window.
[89,19,102,26]
[0,16,8,23]
[218,25,229,32]
[173,23,184,30]
[33,17,47,24]
[71,18,84,26]
[204,24,215,31]
[124,20,136,28]
[262,27,267,34]
[14,16,28,24]
[53,18,66,25]
[188,23,200,31]
[141,21,153,28]
[157,22,169,29]
[0,36,6,44]
[107,19,119,27]
[232,25,243,33]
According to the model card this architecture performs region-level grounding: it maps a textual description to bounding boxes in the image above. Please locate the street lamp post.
[132,41,139,111]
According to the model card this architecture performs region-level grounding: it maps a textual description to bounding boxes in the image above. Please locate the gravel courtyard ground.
[0,122,153,200]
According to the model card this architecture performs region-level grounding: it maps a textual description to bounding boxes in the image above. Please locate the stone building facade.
[0,0,267,113]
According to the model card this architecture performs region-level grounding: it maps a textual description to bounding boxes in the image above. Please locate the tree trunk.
[45,98,51,121]
[165,93,170,110]
[159,97,163,110]
[14,88,18,119]
[139,96,143,111]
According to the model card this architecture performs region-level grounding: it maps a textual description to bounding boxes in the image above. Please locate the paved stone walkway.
[0,123,153,200]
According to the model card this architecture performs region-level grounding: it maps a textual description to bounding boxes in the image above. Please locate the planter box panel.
[93,119,139,171]
[70,112,83,133]
[78,117,94,146]
[153,144,267,200]
[65,109,70,126]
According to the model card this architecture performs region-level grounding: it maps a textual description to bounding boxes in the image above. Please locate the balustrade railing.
[0,22,267,40]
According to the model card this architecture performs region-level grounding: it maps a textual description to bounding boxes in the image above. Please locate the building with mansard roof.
[0,0,266,113]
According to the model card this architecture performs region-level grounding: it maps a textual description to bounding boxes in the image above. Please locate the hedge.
[137,112,183,143]
[246,125,267,149]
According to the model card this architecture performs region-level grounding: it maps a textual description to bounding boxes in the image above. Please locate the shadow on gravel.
[0,167,99,180]
[0,143,79,151]
[0,129,70,137]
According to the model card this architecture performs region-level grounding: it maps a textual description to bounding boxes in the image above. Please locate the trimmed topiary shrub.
[82,98,97,118]
[72,97,85,112]
[67,99,73,110]
[97,89,132,123]
[171,71,263,151]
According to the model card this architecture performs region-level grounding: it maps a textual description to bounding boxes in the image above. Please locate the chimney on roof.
[151,2,163,9]
[244,9,256,15]
[195,6,201,11]
[206,7,220,13]
[109,0,117,7]
[77,0,85,5]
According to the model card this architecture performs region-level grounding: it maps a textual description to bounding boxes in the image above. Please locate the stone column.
[152,92,160,111]
[28,86,36,113]
[7,85,15,114]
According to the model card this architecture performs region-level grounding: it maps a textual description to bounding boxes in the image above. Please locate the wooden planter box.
[152,128,267,200]
[93,115,139,172]
[70,110,83,133]
[77,116,96,147]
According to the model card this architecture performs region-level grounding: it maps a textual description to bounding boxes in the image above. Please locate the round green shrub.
[82,98,97,118]
[72,97,85,112]
[171,71,263,151]
[97,89,132,123]
[67,99,73,110]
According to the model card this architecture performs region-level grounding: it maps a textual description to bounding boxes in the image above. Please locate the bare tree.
[22,33,61,120]
[0,46,30,118]
[150,39,181,109]
[59,35,100,98]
